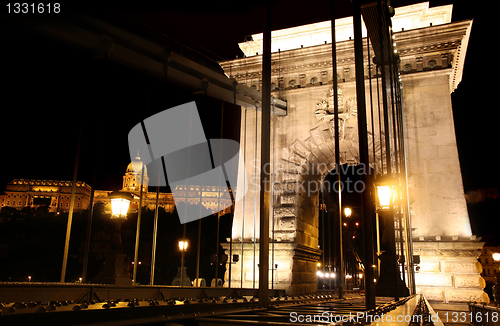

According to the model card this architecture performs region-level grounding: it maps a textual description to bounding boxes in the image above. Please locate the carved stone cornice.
[417,249,481,258]
[413,240,485,251]
[293,244,322,262]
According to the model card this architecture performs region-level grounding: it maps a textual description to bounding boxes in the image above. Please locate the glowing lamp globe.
[344,207,352,218]
[374,176,397,211]
[178,240,189,251]
[108,191,134,219]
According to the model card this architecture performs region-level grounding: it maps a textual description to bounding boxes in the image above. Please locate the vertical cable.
[377,0,392,176]
[392,61,407,288]
[326,185,333,289]
[389,59,400,174]
[376,73,385,175]
[150,175,160,285]
[241,108,247,288]
[179,100,194,287]
[253,104,258,289]
[132,160,145,285]
[196,131,207,287]
[367,35,377,177]
[271,97,276,290]
[331,0,344,300]
[278,49,281,99]
[321,190,325,290]
[258,1,272,306]
[214,101,225,286]
[60,123,81,283]
[82,120,101,283]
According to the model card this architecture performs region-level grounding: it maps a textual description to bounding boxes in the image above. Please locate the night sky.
[0,1,497,226]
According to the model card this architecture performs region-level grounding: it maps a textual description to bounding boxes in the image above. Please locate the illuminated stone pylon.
[220,2,488,303]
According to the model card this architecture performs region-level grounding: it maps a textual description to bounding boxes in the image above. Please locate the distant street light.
[344,207,352,218]
[493,253,500,262]
[179,240,189,251]
[179,239,189,287]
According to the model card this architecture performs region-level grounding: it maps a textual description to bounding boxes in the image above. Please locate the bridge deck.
[0,290,445,326]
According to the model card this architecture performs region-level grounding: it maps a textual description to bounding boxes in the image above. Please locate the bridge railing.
[469,302,500,326]
[0,283,285,304]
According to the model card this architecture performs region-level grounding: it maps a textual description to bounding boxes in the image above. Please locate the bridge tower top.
[239,2,453,57]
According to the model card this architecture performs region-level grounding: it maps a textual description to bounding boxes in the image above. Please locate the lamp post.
[179,239,189,287]
[374,177,409,300]
[93,191,133,286]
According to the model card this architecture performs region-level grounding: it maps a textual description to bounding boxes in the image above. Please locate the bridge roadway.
[0,284,444,326]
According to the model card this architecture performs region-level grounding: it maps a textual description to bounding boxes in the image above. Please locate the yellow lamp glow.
[377,186,393,209]
[493,252,500,262]
[110,198,131,218]
[108,191,133,219]
[374,176,397,210]
[178,240,189,251]
[344,207,352,218]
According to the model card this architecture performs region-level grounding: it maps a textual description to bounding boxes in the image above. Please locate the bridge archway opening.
[317,163,369,291]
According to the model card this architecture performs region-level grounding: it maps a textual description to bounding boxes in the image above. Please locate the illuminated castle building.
[1,155,233,216]
[0,179,91,213]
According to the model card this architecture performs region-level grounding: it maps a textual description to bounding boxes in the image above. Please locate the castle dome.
[122,154,149,192]
[126,156,147,175]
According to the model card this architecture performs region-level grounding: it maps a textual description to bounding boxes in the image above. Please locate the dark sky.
[0,0,495,194]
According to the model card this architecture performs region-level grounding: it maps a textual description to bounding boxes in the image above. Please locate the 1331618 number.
[6,3,60,14]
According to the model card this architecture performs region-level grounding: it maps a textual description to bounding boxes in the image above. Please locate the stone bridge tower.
[220,2,487,303]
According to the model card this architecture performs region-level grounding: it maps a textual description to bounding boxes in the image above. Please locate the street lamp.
[373,176,408,300]
[344,207,352,218]
[179,240,189,251]
[110,192,132,219]
[93,191,133,286]
[179,239,189,287]
[109,191,133,249]
[376,186,396,211]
